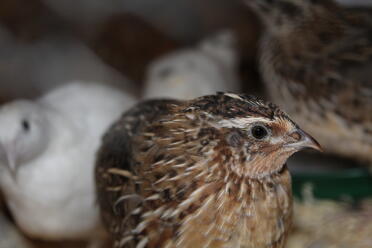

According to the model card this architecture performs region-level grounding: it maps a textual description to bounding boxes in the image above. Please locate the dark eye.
[251,125,269,140]
[22,120,30,132]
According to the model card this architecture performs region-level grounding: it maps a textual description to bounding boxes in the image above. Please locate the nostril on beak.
[286,129,322,152]
[289,131,302,141]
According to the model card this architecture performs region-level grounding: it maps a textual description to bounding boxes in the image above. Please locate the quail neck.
[246,0,372,163]
[95,93,320,248]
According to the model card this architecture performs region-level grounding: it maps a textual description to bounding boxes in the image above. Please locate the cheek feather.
[226,130,245,148]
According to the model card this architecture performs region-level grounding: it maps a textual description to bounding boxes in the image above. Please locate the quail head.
[95,92,321,248]
[245,0,372,165]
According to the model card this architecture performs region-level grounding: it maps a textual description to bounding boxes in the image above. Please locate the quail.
[244,0,372,165]
[143,31,240,100]
[95,92,320,248]
[0,81,136,243]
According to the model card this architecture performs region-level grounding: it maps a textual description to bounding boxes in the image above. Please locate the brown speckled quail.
[245,0,372,165]
[95,92,321,248]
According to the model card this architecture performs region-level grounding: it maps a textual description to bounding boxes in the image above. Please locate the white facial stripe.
[217,117,273,129]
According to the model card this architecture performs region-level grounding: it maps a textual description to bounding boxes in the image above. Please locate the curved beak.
[285,128,322,152]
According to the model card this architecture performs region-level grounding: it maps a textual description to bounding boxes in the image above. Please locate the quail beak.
[285,129,322,152]
[2,144,19,180]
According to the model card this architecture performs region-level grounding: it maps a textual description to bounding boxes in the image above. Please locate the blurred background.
[0,0,371,247]
[1,0,370,101]
[0,0,263,103]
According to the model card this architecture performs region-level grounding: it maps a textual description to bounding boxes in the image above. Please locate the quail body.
[0,81,136,241]
[95,92,320,248]
[245,0,372,164]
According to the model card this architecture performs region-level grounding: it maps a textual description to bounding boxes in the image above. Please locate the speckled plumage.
[95,93,320,248]
[246,0,372,164]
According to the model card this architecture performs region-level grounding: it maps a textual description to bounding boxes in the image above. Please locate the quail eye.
[251,125,269,140]
[21,120,30,132]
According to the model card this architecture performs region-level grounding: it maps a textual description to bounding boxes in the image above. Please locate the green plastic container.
[292,168,372,201]
[289,152,372,201]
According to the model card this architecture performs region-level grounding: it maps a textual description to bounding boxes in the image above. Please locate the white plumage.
[0,211,31,248]
[143,30,241,100]
[0,82,136,241]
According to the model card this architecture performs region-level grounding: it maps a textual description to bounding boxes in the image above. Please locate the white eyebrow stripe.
[217,117,272,128]
[224,93,244,100]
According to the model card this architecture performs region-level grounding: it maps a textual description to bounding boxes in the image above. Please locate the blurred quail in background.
[95,92,321,248]
[245,0,372,165]
[0,82,136,244]
[143,31,241,100]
